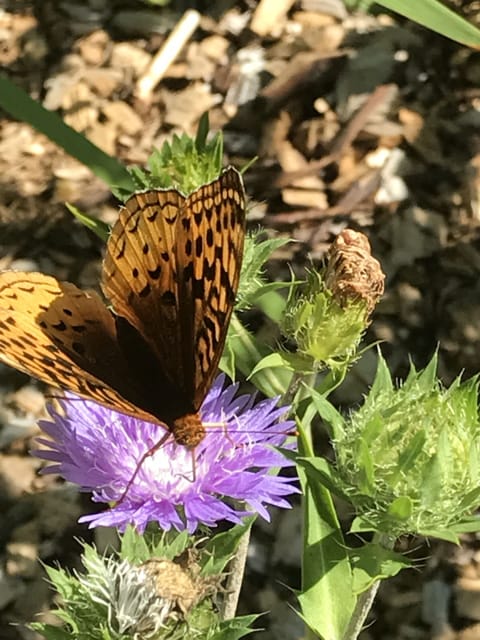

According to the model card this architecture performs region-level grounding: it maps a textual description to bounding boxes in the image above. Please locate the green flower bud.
[282,230,385,370]
[332,354,480,540]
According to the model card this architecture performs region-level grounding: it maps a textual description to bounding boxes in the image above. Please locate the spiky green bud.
[332,354,480,541]
[282,230,384,371]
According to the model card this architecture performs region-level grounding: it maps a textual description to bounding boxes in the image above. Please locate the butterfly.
[0,167,246,448]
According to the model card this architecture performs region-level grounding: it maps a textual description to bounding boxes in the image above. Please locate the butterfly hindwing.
[0,271,161,424]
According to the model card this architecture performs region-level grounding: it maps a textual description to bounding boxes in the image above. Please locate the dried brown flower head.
[324,229,385,316]
[140,552,218,616]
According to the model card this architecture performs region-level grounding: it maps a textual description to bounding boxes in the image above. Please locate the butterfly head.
[172,413,206,448]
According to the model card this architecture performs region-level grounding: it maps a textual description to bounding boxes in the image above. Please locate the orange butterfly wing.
[102,167,246,411]
[176,167,246,407]
[0,272,161,424]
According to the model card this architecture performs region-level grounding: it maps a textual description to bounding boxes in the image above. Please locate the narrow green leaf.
[29,624,72,640]
[376,0,480,47]
[195,112,209,153]
[417,528,460,544]
[450,516,480,534]
[296,456,347,500]
[307,386,346,440]
[297,421,355,640]
[211,614,261,640]
[226,314,291,397]
[248,353,294,377]
[365,351,393,405]
[0,76,135,192]
[65,204,110,242]
[356,438,375,495]
[396,429,426,475]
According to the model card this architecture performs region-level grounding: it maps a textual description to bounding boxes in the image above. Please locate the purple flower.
[34,376,298,533]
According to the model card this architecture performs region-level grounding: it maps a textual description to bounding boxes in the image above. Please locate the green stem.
[342,533,395,640]
[221,365,313,619]
[229,313,289,397]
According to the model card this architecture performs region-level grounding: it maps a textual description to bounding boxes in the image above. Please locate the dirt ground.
[1,1,480,639]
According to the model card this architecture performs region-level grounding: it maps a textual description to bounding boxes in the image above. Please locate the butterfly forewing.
[176,168,246,408]
[0,272,161,424]
[102,167,246,407]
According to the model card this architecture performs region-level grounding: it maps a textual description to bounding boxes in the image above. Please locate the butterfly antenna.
[116,431,171,505]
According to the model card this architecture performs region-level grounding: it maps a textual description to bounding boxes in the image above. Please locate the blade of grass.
[0,76,135,192]
[376,0,480,47]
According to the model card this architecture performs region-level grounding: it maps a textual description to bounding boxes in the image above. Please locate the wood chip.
[250,0,296,36]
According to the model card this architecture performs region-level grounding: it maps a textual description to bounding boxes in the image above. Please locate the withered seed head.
[324,229,385,316]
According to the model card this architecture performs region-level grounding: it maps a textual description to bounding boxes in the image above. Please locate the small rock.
[6,542,39,579]
[102,101,143,136]
[0,456,36,497]
[199,35,229,61]
[110,42,152,76]
[76,29,109,65]
[161,83,217,129]
[85,67,123,97]
[7,386,46,417]
[87,121,117,155]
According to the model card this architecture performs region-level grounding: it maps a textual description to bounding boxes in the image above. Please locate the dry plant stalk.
[136,9,201,101]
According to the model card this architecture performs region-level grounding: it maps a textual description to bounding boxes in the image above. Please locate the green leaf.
[416,351,438,389]
[387,496,413,521]
[65,204,110,242]
[307,386,346,440]
[296,456,348,500]
[210,614,260,640]
[366,351,393,405]
[450,516,480,534]
[296,434,355,640]
[119,525,150,561]
[350,543,411,593]
[225,314,291,397]
[396,429,426,475]
[419,451,443,510]
[416,528,460,544]
[202,518,255,576]
[457,488,480,514]
[0,76,135,193]
[375,0,480,47]
[356,438,375,495]
[29,624,72,640]
[350,515,378,533]
[248,352,295,377]
[195,112,209,153]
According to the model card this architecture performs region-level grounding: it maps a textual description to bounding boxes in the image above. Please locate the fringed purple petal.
[33,377,298,532]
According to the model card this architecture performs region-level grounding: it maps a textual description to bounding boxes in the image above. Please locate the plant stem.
[221,527,251,619]
[221,369,310,619]
[342,534,395,640]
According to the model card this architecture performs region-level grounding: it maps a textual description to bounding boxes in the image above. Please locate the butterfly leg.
[116,430,172,504]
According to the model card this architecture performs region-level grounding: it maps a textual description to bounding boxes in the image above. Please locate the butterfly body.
[0,168,245,447]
